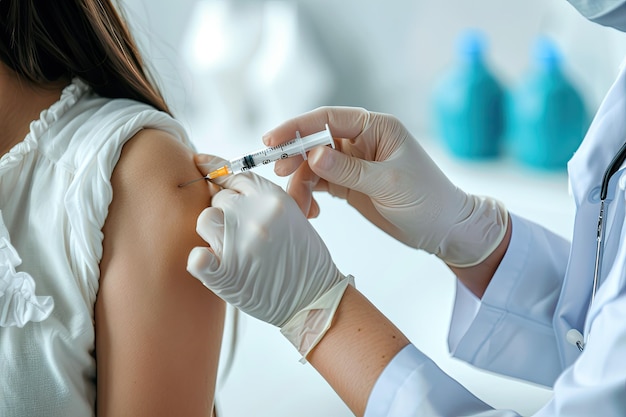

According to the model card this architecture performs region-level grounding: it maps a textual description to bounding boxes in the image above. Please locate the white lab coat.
[364,61,626,416]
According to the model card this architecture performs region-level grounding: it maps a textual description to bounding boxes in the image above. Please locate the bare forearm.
[448,214,512,298]
[307,285,410,417]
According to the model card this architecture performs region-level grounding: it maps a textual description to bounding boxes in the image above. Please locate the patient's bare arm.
[96,129,225,417]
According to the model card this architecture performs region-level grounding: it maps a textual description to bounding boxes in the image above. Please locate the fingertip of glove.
[194,154,217,174]
[187,246,220,279]
[187,246,205,271]
[197,206,214,225]
[308,198,320,219]
[194,153,211,164]
[262,132,271,146]
[308,146,333,173]
[274,156,303,176]
[195,154,230,177]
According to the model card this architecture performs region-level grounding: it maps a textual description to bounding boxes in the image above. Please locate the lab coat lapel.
[557,57,626,368]
[567,57,626,206]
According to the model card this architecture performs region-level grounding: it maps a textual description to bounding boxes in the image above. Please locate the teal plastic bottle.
[507,37,588,170]
[433,29,505,159]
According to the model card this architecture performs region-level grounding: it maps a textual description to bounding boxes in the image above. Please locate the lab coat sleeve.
[366,300,626,417]
[364,344,520,417]
[449,213,570,387]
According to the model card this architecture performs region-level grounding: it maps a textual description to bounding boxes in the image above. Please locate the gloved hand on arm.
[184,152,508,417]
[263,107,510,294]
[186,155,353,361]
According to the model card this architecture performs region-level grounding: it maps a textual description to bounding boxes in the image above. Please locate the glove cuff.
[280,275,355,363]
[437,195,508,268]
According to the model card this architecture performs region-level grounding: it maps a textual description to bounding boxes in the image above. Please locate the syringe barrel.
[228,124,334,173]
[228,155,256,173]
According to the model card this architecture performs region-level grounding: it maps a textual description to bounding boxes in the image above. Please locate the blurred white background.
[119,0,626,415]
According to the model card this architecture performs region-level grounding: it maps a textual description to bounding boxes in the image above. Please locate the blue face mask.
[568,0,626,31]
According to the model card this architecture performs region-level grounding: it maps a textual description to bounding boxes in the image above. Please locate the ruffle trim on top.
[0,78,89,171]
[0,80,84,327]
[0,212,54,327]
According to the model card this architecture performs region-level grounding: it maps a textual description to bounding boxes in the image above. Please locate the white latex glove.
[187,155,352,360]
[263,106,508,267]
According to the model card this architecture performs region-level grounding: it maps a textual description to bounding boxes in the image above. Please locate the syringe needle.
[177,176,208,188]
[177,165,231,187]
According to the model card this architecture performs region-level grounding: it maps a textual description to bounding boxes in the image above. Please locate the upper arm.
[95,129,224,416]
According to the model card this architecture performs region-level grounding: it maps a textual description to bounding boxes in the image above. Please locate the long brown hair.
[0,0,170,114]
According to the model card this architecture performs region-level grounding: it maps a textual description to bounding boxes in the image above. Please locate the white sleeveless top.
[0,79,191,416]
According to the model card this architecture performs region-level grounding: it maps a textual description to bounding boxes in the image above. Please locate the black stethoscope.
[568,140,626,352]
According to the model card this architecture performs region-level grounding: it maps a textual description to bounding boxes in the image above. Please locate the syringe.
[179,124,334,186]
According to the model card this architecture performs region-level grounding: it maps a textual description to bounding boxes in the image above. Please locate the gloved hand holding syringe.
[179,124,334,187]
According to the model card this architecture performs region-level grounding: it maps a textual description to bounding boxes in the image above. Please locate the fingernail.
[262,133,271,146]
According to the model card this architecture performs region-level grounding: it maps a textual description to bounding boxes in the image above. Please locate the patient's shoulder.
[112,128,202,193]
[103,128,212,261]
